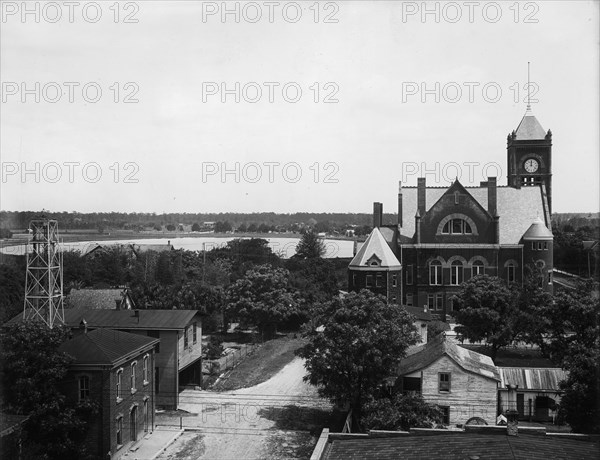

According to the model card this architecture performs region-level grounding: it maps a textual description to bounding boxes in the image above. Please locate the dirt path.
[155,357,332,460]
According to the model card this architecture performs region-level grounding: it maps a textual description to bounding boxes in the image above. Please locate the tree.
[452,275,516,360]
[0,262,25,324]
[294,228,326,259]
[225,264,299,339]
[297,290,419,425]
[361,393,443,431]
[532,281,600,433]
[191,222,201,232]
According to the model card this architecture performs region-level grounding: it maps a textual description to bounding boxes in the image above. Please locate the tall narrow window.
[366,275,373,287]
[392,274,397,287]
[406,293,413,307]
[507,263,516,284]
[406,265,413,285]
[116,369,123,401]
[131,362,137,392]
[439,373,451,392]
[450,260,463,285]
[352,273,357,287]
[376,274,382,287]
[79,376,90,401]
[116,416,123,445]
[471,260,485,277]
[436,294,443,310]
[143,355,149,384]
[429,260,442,285]
[427,294,435,309]
[440,406,450,425]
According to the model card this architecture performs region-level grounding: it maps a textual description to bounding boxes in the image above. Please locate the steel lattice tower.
[23,219,64,328]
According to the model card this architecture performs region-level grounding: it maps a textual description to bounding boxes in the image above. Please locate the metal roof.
[498,367,567,392]
[514,108,548,140]
[349,227,401,269]
[398,334,500,381]
[521,217,553,240]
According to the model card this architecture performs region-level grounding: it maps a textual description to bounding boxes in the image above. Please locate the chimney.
[415,209,422,244]
[398,181,403,228]
[79,318,88,334]
[506,384,519,436]
[373,202,383,228]
[487,177,497,217]
[134,310,140,323]
[417,177,426,216]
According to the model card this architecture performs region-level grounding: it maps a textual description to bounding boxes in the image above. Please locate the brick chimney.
[373,202,383,228]
[415,209,422,244]
[487,177,497,217]
[417,178,426,216]
[398,181,403,228]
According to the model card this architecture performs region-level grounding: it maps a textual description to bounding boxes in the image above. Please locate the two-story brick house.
[59,328,159,459]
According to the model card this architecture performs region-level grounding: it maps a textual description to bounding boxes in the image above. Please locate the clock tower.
[507,107,553,213]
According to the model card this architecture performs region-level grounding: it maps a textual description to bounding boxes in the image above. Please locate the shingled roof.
[521,217,553,240]
[399,185,547,244]
[321,432,599,460]
[59,328,158,366]
[514,108,548,140]
[349,227,401,269]
[397,334,500,381]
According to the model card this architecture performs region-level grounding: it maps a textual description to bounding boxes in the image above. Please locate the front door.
[130,406,137,442]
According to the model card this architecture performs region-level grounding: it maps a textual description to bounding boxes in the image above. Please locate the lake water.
[0,236,356,259]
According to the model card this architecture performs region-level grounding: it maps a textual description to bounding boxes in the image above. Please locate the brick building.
[348,108,554,318]
[58,328,158,459]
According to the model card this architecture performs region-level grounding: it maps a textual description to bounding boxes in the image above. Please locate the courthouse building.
[349,108,554,318]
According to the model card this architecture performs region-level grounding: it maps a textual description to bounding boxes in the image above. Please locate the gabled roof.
[66,288,134,310]
[521,217,553,240]
[349,228,401,269]
[397,334,500,381]
[5,309,200,330]
[514,108,547,140]
[498,367,567,392]
[400,186,547,244]
[404,306,432,322]
[59,328,158,366]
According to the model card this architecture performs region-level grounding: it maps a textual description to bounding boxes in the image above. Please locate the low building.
[396,334,500,426]
[498,367,567,422]
[58,328,158,459]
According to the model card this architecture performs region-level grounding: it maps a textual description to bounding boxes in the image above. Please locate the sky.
[1,0,598,214]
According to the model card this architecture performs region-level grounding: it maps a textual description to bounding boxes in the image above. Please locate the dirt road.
[155,357,332,460]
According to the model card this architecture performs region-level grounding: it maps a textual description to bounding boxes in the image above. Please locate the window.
[429,260,442,285]
[548,269,553,285]
[472,260,485,277]
[143,355,149,384]
[543,242,548,250]
[376,274,382,287]
[78,376,90,401]
[116,369,123,401]
[392,274,397,287]
[184,327,189,348]
[450,260,463,285]
[131,362,137,392]
[442,219,472,235]
[454,191,460,205]
[439,373,451,392]
[406,265,413,285]
[507,263,516,284]
[538,242,543,250]
[391,296,396,303]
[193,322,197,344]
[406,293,413,307]
[116,416,123,446]
[366,275,373,287]
[352,273,356,287]
[427,294,435,309]
[370,260,379,266]
[439,406,450,425]
[436,294,443,311]
[531,241,536,250]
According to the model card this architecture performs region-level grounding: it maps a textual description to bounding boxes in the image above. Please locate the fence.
[202,343,259,376]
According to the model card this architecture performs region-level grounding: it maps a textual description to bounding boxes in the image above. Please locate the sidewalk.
[117,426,184,460]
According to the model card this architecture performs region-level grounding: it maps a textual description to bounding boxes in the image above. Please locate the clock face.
[524,159,539,173]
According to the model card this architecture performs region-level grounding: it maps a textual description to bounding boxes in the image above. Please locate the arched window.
[441,218,473,235]
[429,260,442,285]
[471,260,485,277]
[451,260,463,285]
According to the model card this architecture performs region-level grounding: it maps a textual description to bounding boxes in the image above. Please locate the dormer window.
[370,261,379,266]
[366,255,382,267]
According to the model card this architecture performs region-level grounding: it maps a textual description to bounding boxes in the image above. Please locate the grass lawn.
[210,334,306,391]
